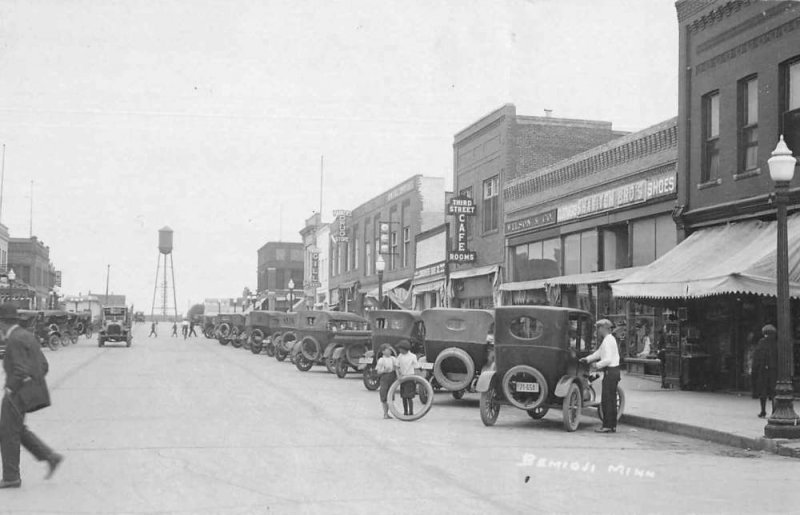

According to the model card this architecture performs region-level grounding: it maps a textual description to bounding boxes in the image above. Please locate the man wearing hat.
[580,318,621,433]
[0,304,63,488]
[752,324,778,418]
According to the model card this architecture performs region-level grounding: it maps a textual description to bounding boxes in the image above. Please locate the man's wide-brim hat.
[396,339,411,350]
[0,303,20,320]
[762,324,777,334]
[595,318,614,328]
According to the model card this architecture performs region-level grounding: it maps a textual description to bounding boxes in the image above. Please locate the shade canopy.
[612,214,800,299]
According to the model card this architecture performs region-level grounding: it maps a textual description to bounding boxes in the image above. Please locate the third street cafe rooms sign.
[447,196,476,263]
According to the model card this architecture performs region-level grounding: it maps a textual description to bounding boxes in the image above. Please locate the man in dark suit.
[0,304,63,488]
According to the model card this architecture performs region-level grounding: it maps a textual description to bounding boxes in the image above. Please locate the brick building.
[613,0,800,391]
[256,241,304,311]
[450,104,625,308]
[502,118,678,357]
[7,236,58,309]
[328,175,445,313]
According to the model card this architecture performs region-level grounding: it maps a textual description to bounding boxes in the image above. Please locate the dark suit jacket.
[3,324,51,412]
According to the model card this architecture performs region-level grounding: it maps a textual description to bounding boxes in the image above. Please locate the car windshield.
[328,319,368,331]
[104,308,126,321]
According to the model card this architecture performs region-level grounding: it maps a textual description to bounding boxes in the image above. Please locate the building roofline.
[454,104,515,142]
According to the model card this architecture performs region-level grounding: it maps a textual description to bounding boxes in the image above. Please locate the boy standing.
[395,340,419,416]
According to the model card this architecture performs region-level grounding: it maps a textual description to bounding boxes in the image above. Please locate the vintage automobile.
[359,310,426,388]
[476,306,625,432]
[73,311,94,339]
[63,312,81,346]
[290,311,371,373]
[246,310,297,356]
[419,308,495,399]
[133,311,146,323]
[15,310,61,351]
[215,313,247,347]
[273,315,301,362]
[98,306,132,347]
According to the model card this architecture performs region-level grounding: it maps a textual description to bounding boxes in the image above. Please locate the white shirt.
[587,334,620,369]
[376,356,396,374]
[396,352,419,377]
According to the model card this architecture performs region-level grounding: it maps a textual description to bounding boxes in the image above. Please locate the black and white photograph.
[0,0,800,513]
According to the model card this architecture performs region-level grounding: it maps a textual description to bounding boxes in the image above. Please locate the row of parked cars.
[0,309,94,359]
[202,306,625,431]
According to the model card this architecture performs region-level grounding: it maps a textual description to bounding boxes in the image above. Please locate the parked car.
[203,314,217,339]
[216,313,246,347]
[476,306,625,432]
[245,310,297,356]
[290,311,370,373]
[63,312,80,345]
[359,310,425,389]
[133,311,146,323]
[273,313,301,362]
[419,308,495,399]
[98,306,132,347]
[73,311,94,338]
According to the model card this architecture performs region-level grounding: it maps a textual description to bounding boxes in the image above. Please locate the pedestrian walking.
[376,346,397,419]
[0,304,63,488]
[395,339,419,417]
[148,321,158,338]
[752,324,778,418]
[171,322,178,338]
[181,319,189,340]
[188,321,197,338]
[580,318,621,433]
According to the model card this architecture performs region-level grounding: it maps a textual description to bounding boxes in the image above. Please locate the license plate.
[515,382,539,393]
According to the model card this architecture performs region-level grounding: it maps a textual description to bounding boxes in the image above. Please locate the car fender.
[475,370,496,393]
[554,375,577,398]
[332,347,345,360]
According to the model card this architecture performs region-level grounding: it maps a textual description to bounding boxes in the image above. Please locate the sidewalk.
[617,372,800,458]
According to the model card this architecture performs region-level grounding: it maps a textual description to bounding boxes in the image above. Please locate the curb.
[618,413,800,458]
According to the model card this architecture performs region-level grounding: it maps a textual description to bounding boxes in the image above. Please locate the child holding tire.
[395,339,419,416]
[376,346,397,419]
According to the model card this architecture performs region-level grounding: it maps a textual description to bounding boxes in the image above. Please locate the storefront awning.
[362,278,412,298]
[613,214,800,299]
[412,278,446,295]
[499,278,548,292]
[449,264,499,281]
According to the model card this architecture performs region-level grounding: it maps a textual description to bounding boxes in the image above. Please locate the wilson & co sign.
[557,171,676,223]
[505,209,557,236]
[447,196,477,263]
[332,210,351,243]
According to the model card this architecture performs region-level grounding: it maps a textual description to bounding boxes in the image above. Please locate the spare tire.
[217,322,231,338]
[251,329,265,344]
[345,343,367,367]
[433,347,475,392]
[301,336,322,361]
[502,365,548,410]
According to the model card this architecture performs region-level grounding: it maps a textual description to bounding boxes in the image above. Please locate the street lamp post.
[376,254,385,310]
[288,278,295,313]
[765,135,800,439]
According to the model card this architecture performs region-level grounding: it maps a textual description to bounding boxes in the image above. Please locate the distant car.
[98,306,132,347]
[215,314,246,347]
[133,311,146,323]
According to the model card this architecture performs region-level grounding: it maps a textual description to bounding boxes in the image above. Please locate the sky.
[0,0,679,312]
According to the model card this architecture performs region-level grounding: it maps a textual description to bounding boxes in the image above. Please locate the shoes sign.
[447,196,477,263]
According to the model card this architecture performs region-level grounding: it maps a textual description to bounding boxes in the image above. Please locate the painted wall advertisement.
[447,196,477,263]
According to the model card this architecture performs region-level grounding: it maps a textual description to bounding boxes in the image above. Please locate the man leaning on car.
[580,318,621,434]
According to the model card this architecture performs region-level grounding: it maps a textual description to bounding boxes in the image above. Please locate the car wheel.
[265,341,275,357]
[301,336,322,362]
[60,335,70,347]
[48,335,60,351]
[502,365,548,411]
[335,358,348,379]
[363,365,379,391]
[231,334,243,349]
[597,385,626,424]
[451,390,465,400]
[562,382,582,432]
[295,354,313,372]
[325,356,337,374]
[250,343,262,355]
[387,375,434,422]
[275,345,288,362]
[527,406,549,419]
[480,383,501,426]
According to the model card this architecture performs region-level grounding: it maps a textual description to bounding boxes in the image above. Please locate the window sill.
[733,168,761,181]
[697,178,722,190]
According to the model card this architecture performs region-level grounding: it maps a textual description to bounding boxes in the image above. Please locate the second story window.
[390,231,398,270]
[402,226,410,268]
[702,91,720,183]
[782,57,800,155]
[482,175,499,232]
[739,76,758,172]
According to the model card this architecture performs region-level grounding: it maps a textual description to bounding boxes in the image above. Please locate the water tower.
[150,226,178,320]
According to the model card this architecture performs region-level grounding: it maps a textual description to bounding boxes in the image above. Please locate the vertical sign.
[332,210,351,242]
[447,196,477,263]
[310,251,320,287]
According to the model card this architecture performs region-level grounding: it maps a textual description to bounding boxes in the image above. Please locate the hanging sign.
[447,196,477,263]
[332,210,351,243]
[309,251,321,288]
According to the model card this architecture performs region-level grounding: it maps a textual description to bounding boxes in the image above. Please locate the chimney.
[544,109,553,118]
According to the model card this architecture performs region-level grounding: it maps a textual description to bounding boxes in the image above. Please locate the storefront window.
[581,231,598,274]
[655,214,677,259]
[512,238,561,281]
[602,225,629,270]
[563,233,581,275]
